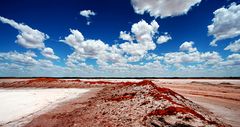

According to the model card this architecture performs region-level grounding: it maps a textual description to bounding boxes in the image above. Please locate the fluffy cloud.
[157,33,172,44]
[164,51,222,65]
[0,17,233,77]
[0,51,60,69]
[61,29,109,57]
[179,41,197,52]
[221,53,240,66]
[0,16,59,60]
[145,53,163,61]
[0,51,38,66]
[80,10,96,18]
[119,31,133,42]
[97,45,126,65]
[41,47,60,60]
[0,51,67,76]
[163,41,222,65]
[0,16,48,49]
[80,10,96,25]
[61,21,228,77]
[60,29,85,49]
[208,3,240,46]
[224,39,240,52]
[228,53,240,60]
[131,0,201,18]
[61,29,126,66]
[164,51,201,64]
[200,51,223,65]
[119,20,159,62]
[62,20,160,66]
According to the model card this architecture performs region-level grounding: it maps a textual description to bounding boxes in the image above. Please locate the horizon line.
[0,77,240,79]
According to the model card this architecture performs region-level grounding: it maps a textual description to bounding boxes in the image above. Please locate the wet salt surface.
[0,88,89,126]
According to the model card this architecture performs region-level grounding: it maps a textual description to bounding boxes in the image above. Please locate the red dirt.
[0,79,228,127]
[26,78,58,84]
[109,92,136,102]
[147,106,206,121]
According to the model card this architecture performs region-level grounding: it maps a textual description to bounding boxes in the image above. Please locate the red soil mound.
[21,80,227,127]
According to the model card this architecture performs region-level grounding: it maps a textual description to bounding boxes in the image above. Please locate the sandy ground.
[77,78,240,126]
[0,88,90,127]
[151,79,240,127]
[0,78,239,126]
[24,80,225,127]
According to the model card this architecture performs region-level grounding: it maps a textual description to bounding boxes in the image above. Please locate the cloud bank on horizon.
[0,0,240,77]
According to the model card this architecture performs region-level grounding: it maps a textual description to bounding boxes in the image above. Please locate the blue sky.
[0,0,240,77]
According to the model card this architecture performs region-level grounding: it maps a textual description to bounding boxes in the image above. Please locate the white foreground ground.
[0,88,89,126]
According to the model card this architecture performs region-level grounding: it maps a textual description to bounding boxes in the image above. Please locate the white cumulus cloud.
[60,29,85,50]
[224,39,240,52]
[0,51,38,66]
[0,51,66,76]
[120,20,159,62]
[228,53,240,61]
[80,10,96,18]
[61,29,126,66]
[61,29,108,57]
[0,16,49,49]
[131,0,201,18]
[62,20,160,65]
[41,47,59,60]
[157,33,172,44]
[80,10,96,25]
[0,16,59,60]
[164,42,222,65]
[221,53,240,66]
[119,31,133,42]
[179,41,197,52]
[208,2,240,46]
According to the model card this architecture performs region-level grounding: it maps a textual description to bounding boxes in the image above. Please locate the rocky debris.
[23,80,227,127]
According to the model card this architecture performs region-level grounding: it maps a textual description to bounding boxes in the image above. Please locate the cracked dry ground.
[10,79,227,127]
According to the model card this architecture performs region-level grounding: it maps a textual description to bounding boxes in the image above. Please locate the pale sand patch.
[0,88,89,127]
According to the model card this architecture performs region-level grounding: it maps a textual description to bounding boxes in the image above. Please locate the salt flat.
[0,88,89,126]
